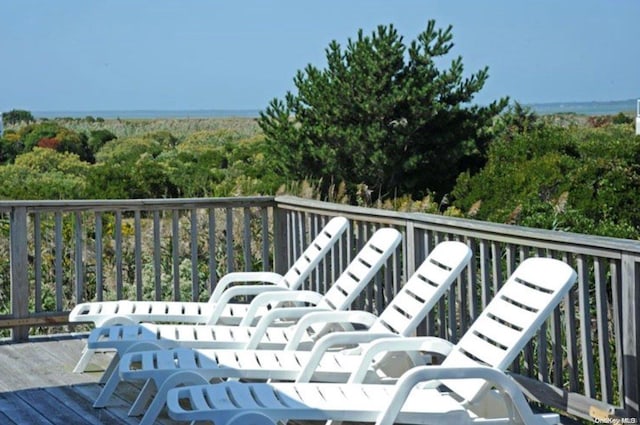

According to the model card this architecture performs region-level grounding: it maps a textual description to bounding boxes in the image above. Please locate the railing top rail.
[274,195,640,257]
[0,194,638,257]
[0,196,276,213]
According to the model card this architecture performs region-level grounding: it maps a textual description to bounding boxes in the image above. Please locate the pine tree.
[259,20,507,201]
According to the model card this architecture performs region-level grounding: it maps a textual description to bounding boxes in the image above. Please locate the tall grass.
[43,117,262,140]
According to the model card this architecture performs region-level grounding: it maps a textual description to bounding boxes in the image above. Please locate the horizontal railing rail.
[0,195,636,421]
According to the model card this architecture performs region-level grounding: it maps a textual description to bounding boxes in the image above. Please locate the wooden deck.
[0,334,181,425]
[0,334,585,425]
[1,197,635,421]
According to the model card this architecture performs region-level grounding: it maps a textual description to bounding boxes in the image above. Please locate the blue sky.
[1,0,639,112]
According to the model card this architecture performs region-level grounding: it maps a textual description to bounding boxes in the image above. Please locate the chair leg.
[128,379,156,416]
[138,371,209,425]
[93,363,122,408]
[98,352,120,385]
[72,344,94,373]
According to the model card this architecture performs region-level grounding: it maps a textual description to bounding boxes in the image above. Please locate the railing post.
[74,211,84,304]
[621,254,639,418]
[272,205,288,276]
[10,206,29,342]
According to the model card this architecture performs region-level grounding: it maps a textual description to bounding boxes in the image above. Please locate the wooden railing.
[0,197,276,336]
[0,195,637,421]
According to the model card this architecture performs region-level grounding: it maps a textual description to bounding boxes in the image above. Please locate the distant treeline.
[1,107,639,239]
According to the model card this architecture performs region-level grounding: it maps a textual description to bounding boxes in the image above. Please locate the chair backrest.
[279,216,349,290]
[369,240,472,336]
[439,257,577,402]
[316,227,402,313]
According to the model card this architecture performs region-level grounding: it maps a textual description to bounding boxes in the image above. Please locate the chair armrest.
[209,272,285,303]
[295,332,399,383]
[348,336,454,384]
[205,285,290,325]
[238,290,325,326]
[69,302,91,322]
[378,366,553,425]
[283,310,379,351]
[244,307,334,349]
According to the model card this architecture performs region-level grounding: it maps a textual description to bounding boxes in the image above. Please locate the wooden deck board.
[0,392,52,424]
[12,388,90,424]
[43,385,127,425]
[0,335,181,424]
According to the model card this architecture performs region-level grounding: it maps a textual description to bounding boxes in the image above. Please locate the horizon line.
[11,97,638,114]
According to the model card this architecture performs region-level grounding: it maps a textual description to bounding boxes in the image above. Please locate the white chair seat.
[168,380,471,424]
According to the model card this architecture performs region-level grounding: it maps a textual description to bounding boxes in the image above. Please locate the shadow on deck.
[0,334,587,425]
[0,335,180,424]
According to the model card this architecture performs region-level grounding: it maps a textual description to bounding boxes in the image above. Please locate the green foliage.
[0,148,90,199]
[209,135,284,196]
[87,129,117,153]
[87,129,280,199]
[94,135,163,163]
[452,121,640,238]
[91,136,176,198]
[1,103,637,242]
[490,102,540,138]
[55,127,93,162]
[259,20,507,201]
[4,122,280,200]
[15,122,93,162]
[20,122,60,151]
[144,130,179,149]
[2,109,34,125]
[159,130,232,197]
[160,130,282,197]
[612,112,633,125]
[0,131,23,163]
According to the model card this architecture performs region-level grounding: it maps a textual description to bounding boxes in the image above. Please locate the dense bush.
[10,122,94,162]
[0,148,90,199]
[87,129,117,153]
[452,121,640,238]
[159,131,281,197]
[0,116,288,200]
[82,128,282,199]
[0,130,24,163]
[612,112,633,125]
[2,109,34,125]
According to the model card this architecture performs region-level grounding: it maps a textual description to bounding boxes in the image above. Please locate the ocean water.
[528,99,637,116]
[26,99,639,120]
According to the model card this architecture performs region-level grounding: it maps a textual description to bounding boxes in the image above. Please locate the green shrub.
[452,122,640,238]
[2,109,34,125]
[612,112,632,125]
[0,148,91,199]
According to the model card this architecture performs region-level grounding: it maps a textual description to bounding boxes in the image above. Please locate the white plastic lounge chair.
[70,216,349,328]
[70,216,348,373]
[104,241,473,424]
[169,365,557,425]
[88,227,402,395]
[166,256,577,425]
